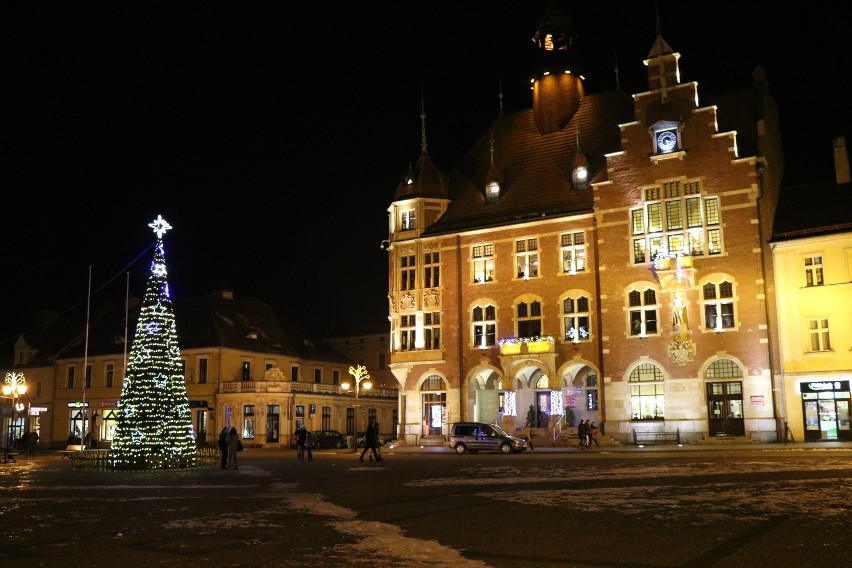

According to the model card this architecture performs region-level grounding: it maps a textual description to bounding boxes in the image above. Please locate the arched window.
[629,363,664,420]
[563,293,590,342]
[702,279,736,331]
[472,304,497,348]
[516,300,542,338]
[627,285,659,336]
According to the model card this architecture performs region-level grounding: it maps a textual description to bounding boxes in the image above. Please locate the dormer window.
[485,180,500,203]
[571,164,588,189]
[401,209,416,231]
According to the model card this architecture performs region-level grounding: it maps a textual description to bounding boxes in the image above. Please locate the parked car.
[311,430,347,449]
[449,422,528,454]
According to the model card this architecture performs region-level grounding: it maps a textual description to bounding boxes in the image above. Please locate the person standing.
[26,431,39,457]
[295,425,313,461]
[217,427,229,469]
[577,420,589,450]
[359,422,381,462]
[523,421,535,451]
[589,421,600,448]
[226,427,240,470]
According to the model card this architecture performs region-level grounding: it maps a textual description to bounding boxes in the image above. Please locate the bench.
[632,428,681,446]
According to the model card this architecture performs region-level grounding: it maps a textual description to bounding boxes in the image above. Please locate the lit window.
[472,304,497,348]
[243,405,255,439]
[472,244,495,283]
[804,255,824,286]
[516,238,539,278]
[629,363,664,420]
[563,294,590,342]
[808,318,831,352]
[585,374,598,411]
[631,179,721,263]
[702,280,736,331]
[628,286,659,336]
[561,231,586,273]
[401,209,416,230]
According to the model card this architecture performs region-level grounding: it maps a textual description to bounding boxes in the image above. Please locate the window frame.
[515,238,540,279]
[629,363,665,420]
[472,303,497,348]
[561,231,587,274]
[626,284,659,337]
[472,243,495,284]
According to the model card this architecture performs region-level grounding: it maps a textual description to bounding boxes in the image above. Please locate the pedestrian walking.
[226,427,241,470]
[589,421,600,448]
[26,431,39,457]
[295,425,313,461]
[217,427,229,469]
[523,421,535,451]
[359,422,382,462]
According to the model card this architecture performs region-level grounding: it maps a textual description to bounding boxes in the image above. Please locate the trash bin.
[346,436,354,450]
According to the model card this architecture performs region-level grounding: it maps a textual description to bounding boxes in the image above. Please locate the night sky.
[4,1,850,348]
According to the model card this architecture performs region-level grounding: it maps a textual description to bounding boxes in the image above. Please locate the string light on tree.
[109,215,196,470]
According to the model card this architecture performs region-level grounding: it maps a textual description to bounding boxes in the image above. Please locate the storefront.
[801,380,851,442]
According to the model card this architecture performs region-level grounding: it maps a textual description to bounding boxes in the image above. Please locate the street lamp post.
[343,365,372,451]
[3,372,27,463]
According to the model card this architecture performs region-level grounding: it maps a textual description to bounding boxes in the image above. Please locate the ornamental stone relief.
[423,289,440,309]
[400,292,416,311]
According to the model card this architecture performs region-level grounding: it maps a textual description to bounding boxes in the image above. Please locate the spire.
[420,90,427,154]
[614,51,620,90]
[498,79,504,117]
[489,132,495,165]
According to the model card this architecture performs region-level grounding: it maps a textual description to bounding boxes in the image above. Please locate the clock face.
[656,129,677,153]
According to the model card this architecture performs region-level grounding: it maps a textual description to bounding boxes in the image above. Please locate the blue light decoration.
[109,216,197,470]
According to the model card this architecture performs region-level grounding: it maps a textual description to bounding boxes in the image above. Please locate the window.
[808,318,831,352]
[378,353,386,370]
[702,280,736,331]
[105,363,114,388]
[198,357,208,384]
[516,299,542,338]
[400,314,416,351]
[629,363,664,420]
[561,232,587,273]
[401,208,416,230]
[243,405,254,439]
[332,369,340,385]
[400,253,416,291]
[804,255,824,286]
[424,251,440,288]
[85,364,92,388]
[628,286,659,336]
[563,294,590,342]
[314,368,322,384]
[322,406,331,430]
[631,179,721,263]
[67,366,75,389]
[424,311,441,350]
[472,244,495,283]
[472,304,497,348]
[241,361,251,381]
[586,374,599,411]
[516,238,539,278]
[291,365,299,382]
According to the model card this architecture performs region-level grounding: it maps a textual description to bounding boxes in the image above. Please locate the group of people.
[577,419,599,449]
[217,426,242,469]
[20,430,39,457]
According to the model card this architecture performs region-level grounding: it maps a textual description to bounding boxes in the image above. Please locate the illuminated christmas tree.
[109,215,196,470]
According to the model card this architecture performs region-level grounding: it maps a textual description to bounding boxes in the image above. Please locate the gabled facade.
[770,137,852,442]
[2,290,398,450]
[385,5,784,445]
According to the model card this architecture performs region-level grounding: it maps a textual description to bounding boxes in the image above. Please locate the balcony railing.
[498,336,556,356]
[220,380,398,398]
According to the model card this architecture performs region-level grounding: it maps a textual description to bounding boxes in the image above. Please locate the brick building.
[385,4,784,445]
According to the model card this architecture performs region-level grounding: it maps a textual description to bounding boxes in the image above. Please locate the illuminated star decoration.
[148,215,172,239]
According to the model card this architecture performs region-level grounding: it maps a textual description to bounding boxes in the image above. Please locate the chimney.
[833,136,850,185]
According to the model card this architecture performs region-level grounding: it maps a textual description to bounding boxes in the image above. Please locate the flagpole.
[81,266,92,449]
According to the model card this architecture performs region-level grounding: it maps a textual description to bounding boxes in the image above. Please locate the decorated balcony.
[498,336,556,356]
[652,251,695,288]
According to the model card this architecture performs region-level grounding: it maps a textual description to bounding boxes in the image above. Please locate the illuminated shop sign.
[801,380,850,393]
[67,401,90,408]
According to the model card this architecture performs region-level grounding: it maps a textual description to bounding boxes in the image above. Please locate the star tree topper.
[148,215,172,239]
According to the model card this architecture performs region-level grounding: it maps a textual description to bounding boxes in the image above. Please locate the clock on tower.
[655,129,678,154]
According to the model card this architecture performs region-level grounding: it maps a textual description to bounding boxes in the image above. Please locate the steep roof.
[13,291,348,367]
[771,179,852,241]
[422,88,635,236]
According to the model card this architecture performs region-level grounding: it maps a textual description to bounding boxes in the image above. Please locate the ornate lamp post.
[3,372,27,463]
[343,365,372,450]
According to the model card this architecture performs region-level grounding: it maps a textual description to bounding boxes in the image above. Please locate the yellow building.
[771,137,852,442]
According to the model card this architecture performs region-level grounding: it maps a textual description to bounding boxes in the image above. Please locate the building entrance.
[801,380,851,441]
[707,381,745,437]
